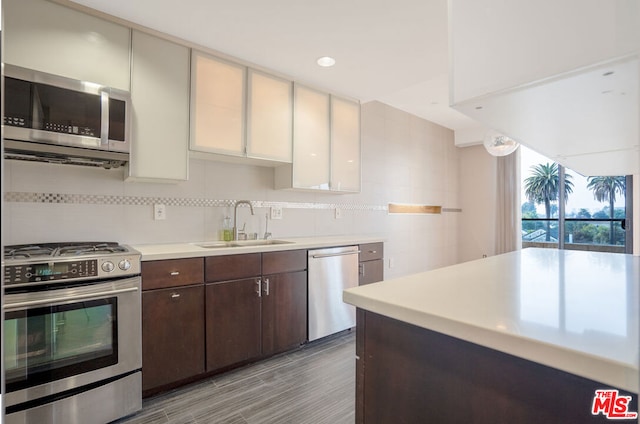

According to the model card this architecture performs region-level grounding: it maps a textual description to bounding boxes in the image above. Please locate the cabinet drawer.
[205,253,261,282]
[359,243,383,262]
[262,250,307,275]
[142,258,204,290]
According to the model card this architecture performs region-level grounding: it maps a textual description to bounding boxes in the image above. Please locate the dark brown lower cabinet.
[142,250,309,395]
[206,271,308,371]
[205,278,262,371]
[142,285,205,392]
[356,309,637,424]
[359,243,383,285]
[262,270,307,356]
[359,259,383,285]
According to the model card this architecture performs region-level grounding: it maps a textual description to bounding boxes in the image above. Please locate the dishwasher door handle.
[311,250,360,259]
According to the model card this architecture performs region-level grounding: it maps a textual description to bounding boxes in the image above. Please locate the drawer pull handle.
[170,271,180,276]
[369,250,377,254]
[171,293,181,299]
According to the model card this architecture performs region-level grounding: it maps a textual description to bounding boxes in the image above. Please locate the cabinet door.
[206,278,262,371]
[247,70,293,162]
[142,285,205,392]
[191,52,246,156]
[128,30,190,181]
[331,96,361,192]
[359,259,384,285]
[4,0,130,90]
[262,271,308,356]
[292,84,331,190]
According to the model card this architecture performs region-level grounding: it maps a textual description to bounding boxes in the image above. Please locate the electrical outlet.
[388,258,395,268]
[335,208,342,219]
[270,206,283,220]
[154,204,166,220]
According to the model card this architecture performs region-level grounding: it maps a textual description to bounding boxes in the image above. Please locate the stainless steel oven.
[2,242,142,424]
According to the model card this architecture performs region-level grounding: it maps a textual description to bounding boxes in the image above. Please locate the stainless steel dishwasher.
[308,245,360,341]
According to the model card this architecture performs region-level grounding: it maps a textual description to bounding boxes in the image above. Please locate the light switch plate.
[270,206,283,220]
[335,208,342,219]
[154,204,166,220]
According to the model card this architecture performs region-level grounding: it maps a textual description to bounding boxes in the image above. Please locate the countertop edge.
[131,235,386,261]
[343,291,638,393]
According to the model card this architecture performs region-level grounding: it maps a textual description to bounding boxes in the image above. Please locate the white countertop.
[343,248,639,393]
[131,235,385,261]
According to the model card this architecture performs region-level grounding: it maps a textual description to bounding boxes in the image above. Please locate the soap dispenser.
[221,216,232,241]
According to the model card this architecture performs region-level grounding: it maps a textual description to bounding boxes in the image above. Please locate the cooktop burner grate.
[57,243,129,257]
[3,242,130,260]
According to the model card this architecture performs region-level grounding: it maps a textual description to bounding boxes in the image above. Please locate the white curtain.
[495,149,522,254]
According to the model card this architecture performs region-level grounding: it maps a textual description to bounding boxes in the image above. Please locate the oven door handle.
[3,286,139,311]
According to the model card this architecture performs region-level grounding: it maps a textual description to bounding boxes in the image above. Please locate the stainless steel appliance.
[307,246,360,341]
[3,65,131,168]
[2,242,142,424]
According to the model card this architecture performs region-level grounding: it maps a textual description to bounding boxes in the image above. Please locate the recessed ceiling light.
[317,56,336,67]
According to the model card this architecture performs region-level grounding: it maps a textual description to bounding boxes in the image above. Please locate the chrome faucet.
[233,200,254,240]
[264,213,272,240]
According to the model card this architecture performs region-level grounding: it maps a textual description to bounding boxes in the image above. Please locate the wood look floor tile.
[116,330,355,424]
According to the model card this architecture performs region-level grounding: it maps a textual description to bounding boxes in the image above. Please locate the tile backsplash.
[2,101,461,279]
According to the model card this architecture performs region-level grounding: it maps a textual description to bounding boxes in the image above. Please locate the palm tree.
[586,176,625,245]
[524,163,573,241]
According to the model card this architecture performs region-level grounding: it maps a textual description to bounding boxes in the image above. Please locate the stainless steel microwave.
[3,64,131,168]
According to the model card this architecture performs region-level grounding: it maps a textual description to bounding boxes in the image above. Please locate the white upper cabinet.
[3,0,131,91]
[275,84,361,193]
[246,70,293,162]
[190,52,246,157]
[190,53,294,164]
[331,96,361,192]
[292,85,331,190]
[127,31,190,182]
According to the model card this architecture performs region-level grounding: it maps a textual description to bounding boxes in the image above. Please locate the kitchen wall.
[458,145,498,262]
[2,101,462,279]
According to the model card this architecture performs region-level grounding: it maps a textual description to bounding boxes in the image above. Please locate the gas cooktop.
[3,242,134,261]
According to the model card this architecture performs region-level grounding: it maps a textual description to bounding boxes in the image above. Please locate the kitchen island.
[343,248,639,423]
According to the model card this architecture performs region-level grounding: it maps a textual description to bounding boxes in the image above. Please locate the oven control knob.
[118,259,131,271]
[101,261,115,272]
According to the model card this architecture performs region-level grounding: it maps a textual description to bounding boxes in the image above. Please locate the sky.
[519,146,626,216]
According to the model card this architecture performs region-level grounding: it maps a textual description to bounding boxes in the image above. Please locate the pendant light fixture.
[483,130,519,156]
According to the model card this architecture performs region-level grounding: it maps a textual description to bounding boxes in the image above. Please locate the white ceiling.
[69,0,481,133]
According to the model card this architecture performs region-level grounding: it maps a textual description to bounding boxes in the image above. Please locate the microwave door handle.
[3,286,139,311]
[32,85,44,130]
[101,90,109,147]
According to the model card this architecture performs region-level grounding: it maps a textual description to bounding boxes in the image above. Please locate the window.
[520,146,632,253]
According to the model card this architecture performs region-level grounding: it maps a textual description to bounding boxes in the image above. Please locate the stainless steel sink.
[194,240,294,249]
